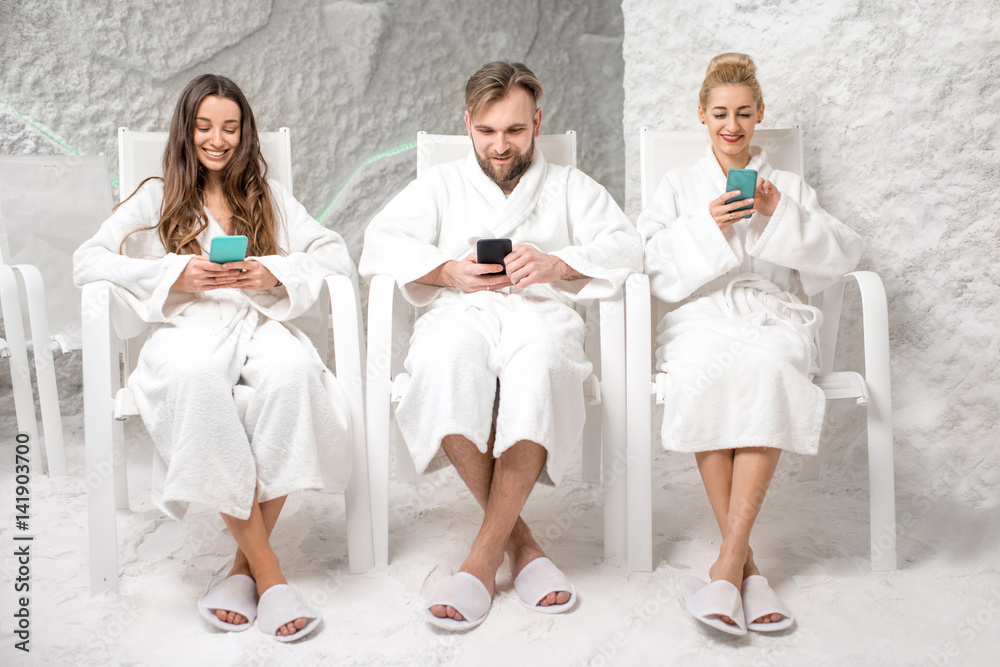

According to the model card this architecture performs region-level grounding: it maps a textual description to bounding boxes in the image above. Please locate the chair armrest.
[844,270,892,418]
[844,271,890,372]
[365,274,411,388]
[325,274,366,401]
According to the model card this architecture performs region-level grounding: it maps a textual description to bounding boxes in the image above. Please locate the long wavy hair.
[124,74,281,257]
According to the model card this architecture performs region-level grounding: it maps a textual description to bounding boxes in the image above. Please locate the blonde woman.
[638,54,864,635]
[74,74,353,641]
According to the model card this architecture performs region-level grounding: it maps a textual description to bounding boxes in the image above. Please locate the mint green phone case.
[209,235,248,264]
[724,168,757,219]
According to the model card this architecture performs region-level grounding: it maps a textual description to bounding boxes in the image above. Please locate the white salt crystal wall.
[623,0,1000,541]
[0,0,625,412]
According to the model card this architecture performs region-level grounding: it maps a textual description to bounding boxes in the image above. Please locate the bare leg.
[444,430,571,609]
[430,436,560,621]
[220,492,306,637]
[695,447,782,625]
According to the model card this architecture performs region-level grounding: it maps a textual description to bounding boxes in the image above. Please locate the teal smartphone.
[724,168,758,220]
[209,235,248,264]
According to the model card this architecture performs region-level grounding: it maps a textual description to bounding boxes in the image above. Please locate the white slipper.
[198,574,257,632]
[679,576,747,636]
[426,572,492,631]
[256,584,322,642]
[741,575,794,632]
[513,557,577,614]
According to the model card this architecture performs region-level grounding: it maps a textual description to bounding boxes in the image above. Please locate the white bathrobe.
[73,179,354,520]
[360,149,642,484]
[638,146,864,455]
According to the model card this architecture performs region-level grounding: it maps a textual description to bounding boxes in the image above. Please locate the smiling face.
[465,86,541,194]
[698,84,764,170]
[193,95,241,182]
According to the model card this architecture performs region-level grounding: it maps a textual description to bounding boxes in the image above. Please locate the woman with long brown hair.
[74,74,354,641]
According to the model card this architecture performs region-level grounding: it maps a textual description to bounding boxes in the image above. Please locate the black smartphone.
[476,238,512,275]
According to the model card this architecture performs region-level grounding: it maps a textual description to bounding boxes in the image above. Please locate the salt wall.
[0,0,625,411]
[623,0,999,546]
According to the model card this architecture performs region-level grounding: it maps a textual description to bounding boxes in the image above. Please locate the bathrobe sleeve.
[744,171,864,296]
[547,168,643,301]
[73,180,195,328]
[637,172,742,303]
[248,180,356,321]
[359,172,453,307]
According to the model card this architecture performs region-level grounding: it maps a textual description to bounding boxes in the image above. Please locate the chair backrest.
[117,127,294,201]
[416,130,577,176]
[639,127,803,209]
[0,155,114,343]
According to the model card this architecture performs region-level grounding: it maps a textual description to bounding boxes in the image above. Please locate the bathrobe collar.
[698,144,773,191]
[462,147,551,241]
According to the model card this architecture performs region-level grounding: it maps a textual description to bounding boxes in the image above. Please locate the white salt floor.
[1,411,998,666]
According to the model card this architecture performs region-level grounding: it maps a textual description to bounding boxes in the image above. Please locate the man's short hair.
[465,62,543,121]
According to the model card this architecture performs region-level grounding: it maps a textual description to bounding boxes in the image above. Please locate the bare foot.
[252,555,308,638]
[507,528,571,608]
[214,558,253,626]
[708,546,746,628]
[429,549,501,622]
[742,549,785,625]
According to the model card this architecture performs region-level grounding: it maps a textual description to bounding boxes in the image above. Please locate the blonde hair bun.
[699,52,763,109]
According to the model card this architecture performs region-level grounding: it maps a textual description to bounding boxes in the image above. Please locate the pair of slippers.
[426,557,577,631]
[680,574,794,636]
[198,574,322,642]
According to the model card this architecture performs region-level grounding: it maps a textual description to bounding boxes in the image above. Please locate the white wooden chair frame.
[624,127,897,572]
[0,156,90,476]
[81,127,374,593]
[365,131,631,566]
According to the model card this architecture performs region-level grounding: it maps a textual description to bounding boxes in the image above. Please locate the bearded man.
[359,61,641,631]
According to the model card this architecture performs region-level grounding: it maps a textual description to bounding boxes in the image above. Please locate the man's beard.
[475,139,534,189]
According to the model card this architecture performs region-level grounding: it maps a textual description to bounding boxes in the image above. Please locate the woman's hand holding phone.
[173,255,242,292]
[173,256,280,292]
[223,259,280,290]
[709,191,756,230]
[709,177,781,230]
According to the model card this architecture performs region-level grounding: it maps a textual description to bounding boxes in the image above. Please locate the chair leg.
[581,402,602,483]
[867,405,897,571]
[1,265,41,456]
[599,292,627,562]
[581,302,602,484]
[13,265,67,477]
[112,418,129,510]
[392,421,418,484]
[625,274,653,571]
[81,282,121,593]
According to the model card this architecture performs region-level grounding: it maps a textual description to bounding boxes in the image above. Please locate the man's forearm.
[413,260,456,287]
